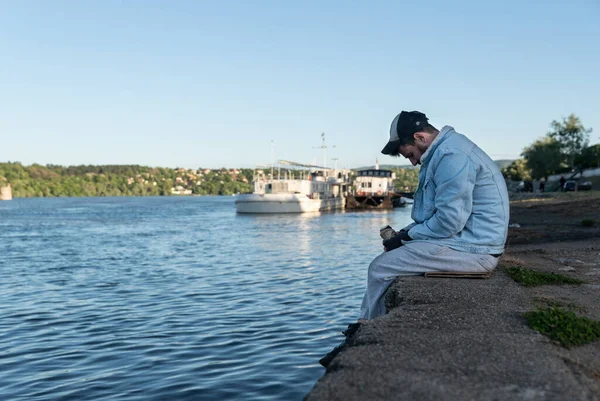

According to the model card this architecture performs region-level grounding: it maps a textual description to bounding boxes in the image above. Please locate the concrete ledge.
[305,270,600,401]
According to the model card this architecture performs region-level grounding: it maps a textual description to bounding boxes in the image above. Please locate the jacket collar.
[420,126,454,165]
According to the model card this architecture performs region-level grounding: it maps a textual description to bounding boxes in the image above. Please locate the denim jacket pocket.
[422,179,436,215]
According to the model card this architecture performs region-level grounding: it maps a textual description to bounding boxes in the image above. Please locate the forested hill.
[0,163,254,197]
[0,162,421,198]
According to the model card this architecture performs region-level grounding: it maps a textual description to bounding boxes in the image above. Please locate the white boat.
[235,161,349,214]
[236,192,345,213]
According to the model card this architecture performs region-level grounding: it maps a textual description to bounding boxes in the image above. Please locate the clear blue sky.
[1,0,599,169]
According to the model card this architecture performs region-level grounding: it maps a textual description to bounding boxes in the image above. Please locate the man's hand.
[382,230,412,252]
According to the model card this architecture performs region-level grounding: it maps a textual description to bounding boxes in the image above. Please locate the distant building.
[0,184,12,201]
[353,169,396,196]
[171,185,192,195]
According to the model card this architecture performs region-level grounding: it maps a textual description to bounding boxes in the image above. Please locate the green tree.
[391,167,419,191]
[575,144,600,170]
[521,137,567,180]
[548,114,592,170]
[502,159,532,181]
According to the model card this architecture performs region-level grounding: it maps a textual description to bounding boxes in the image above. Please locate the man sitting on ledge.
[320,110,509,367]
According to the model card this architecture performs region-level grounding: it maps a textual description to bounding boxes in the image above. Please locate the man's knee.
[368,252,397,279]
[367,256,385,278]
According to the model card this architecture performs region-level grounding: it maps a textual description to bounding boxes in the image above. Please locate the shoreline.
[0,194,234,199]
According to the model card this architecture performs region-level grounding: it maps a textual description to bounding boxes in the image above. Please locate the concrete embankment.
[305,257,600,401]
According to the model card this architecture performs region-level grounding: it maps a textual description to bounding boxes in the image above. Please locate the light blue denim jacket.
[404,126,509,255]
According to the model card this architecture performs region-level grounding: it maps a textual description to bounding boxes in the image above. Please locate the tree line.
[391,167,420,192]
[0,163,254,197]
[0,162,421,198]
[501,114,598,183]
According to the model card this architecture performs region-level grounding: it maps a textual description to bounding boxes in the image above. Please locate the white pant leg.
[359,241,498,320]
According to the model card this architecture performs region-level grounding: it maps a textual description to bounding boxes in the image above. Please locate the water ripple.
[0,197,412,401]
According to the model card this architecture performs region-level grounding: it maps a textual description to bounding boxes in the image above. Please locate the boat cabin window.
[358,170,391,177]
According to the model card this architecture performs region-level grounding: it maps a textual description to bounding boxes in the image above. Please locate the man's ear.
[413,132,427,144]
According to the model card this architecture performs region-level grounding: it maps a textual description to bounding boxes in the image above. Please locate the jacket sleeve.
[401,222,416,232]
[408,151,476,239]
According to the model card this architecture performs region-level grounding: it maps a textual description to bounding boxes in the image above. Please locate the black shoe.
[341,322,362,337]
[320,322,364,368]
[319,339,347,368]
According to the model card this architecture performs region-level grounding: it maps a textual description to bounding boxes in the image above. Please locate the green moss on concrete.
[533,297,586,313]
[524,307,600,348]
[505,266,585,287]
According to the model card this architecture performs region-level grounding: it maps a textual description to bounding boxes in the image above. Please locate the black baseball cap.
[381,111,429,155]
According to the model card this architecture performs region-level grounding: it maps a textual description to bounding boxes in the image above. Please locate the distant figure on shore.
[539,180,545,193]
[320,110,510,367]
[560,175,566,191]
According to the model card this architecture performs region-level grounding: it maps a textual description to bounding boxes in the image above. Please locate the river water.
[0,196,412,401]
